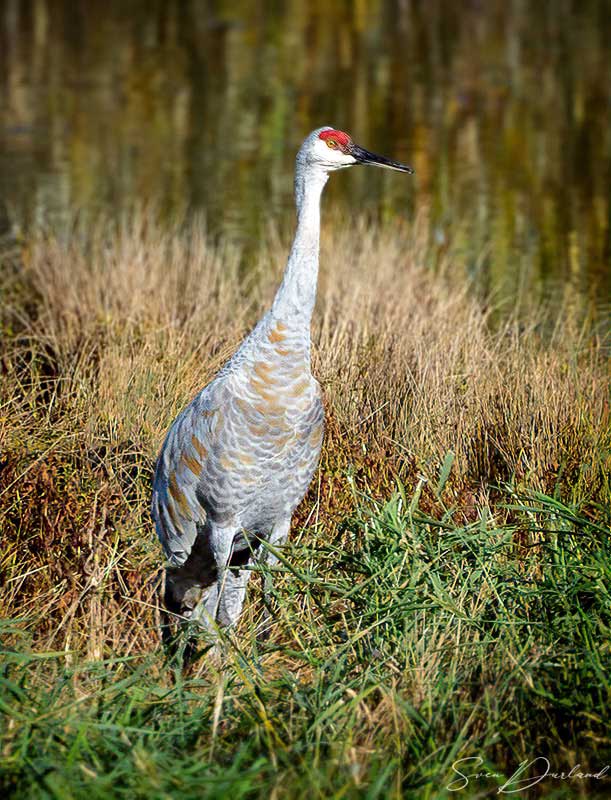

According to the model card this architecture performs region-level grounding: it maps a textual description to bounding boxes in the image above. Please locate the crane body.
[151,127,412,633]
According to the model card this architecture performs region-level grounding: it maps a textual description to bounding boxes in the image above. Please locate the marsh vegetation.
[1,214,609,797]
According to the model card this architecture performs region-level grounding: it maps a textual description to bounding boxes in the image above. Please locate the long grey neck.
[270,163,328,327]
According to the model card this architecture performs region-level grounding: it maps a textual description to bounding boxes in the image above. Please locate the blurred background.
[1,0,610,309]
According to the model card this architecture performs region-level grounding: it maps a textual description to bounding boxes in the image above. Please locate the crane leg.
[190,582,219,629]
[264,516,291,567]
[210,525,253,629]
[258,516,291,639]
[217,564,252,628]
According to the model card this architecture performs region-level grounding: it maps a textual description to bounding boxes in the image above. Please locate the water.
[1,0,610,308]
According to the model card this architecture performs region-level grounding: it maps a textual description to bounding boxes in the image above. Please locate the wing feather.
[152,378,226,566]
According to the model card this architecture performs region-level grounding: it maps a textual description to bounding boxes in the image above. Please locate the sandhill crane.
[152,127,413,638]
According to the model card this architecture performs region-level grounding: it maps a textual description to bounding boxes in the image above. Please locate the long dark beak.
[350,143,414,174]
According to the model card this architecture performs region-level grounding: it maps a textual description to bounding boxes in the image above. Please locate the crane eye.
[325,139,338,149]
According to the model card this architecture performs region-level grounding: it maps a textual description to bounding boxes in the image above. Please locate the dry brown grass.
[1,211,608,657]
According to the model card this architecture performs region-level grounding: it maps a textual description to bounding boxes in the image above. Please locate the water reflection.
[1,0,609,308]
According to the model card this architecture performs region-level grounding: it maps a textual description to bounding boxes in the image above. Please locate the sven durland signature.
[447,756,609,793]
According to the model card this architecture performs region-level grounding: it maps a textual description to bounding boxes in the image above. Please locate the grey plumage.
[151,127,412,634]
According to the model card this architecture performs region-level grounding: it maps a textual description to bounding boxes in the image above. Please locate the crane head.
[304,127,414,174]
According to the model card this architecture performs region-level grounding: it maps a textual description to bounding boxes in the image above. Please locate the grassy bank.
[1,214,610,796]
[2,488,611,797]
